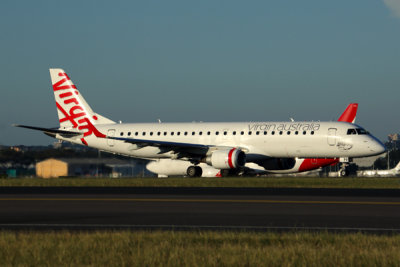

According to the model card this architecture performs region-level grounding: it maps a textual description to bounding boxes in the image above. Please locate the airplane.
[147,103,358,177]
[357,161,400,177]
[15,69,386,178]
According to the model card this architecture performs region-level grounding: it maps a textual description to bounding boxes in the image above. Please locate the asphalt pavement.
[1,187,400,232]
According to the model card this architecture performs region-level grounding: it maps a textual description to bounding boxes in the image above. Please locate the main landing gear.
[186,166,242,178]
[187,166,203,177]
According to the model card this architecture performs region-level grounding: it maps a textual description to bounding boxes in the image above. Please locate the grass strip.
[0,230,400,266]
[1,177,400,189]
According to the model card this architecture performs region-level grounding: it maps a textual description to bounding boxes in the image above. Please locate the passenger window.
[271,131,275,135]
[192,131,195,135]
[177,132,180,136]
[303,131,306,135]
[216,131,219,135]
[142,132,146,136]
[171,132,174,136]
[287,131,291,135]
[248,131,252,135]
[157,132,161,136]
[264,131,267,135]
[128,132,131,136]
[224,131,227,135]
[164,132,167,136]
[241,131,244,135]
[184,132,188,136]
[233,131,236,135]
[207,131,211,135]
[279,131,283,135]
[199,131,203,135]
[150,132,153,136]
[135,132,138,136]
[311,131,314,135]
[256,131,260,135]
[295,131,298,135]
[120,132,124,136]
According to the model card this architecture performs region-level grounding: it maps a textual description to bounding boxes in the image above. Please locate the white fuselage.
[56,121,385,161]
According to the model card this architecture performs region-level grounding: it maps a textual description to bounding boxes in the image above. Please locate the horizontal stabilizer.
[13,124,82,137]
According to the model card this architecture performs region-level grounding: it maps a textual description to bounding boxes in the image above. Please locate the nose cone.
[369,137,386,156]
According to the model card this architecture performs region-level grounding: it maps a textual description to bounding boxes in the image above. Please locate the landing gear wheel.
[187,166,196,177]
[340,169,348,177]
[187,166,202,177]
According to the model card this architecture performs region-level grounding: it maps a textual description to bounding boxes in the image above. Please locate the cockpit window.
[347,129,357,135]
[356,128,369,135]
[347,128,369,135]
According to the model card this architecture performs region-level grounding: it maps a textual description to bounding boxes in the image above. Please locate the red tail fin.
[338,103,358,123]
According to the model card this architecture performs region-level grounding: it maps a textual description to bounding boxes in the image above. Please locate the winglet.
[338,103,358,123]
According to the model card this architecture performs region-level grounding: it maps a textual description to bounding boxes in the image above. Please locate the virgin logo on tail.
[53,72,105,145]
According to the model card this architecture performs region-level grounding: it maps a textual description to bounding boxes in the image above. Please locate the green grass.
[1,177,400,189]
[1,231,400,266]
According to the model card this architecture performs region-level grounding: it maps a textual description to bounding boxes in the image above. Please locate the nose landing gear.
[338,158,356,177]
[339,167,349,177]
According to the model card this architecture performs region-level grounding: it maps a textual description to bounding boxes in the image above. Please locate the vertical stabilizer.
[50,68,115,129]
[50,68,115,145]
[338,103,358,123]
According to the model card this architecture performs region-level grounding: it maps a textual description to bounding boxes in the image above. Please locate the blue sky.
[1,0,400,145]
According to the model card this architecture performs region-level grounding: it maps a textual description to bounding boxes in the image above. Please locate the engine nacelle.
[146,159,221,177]
[206,148,246,169]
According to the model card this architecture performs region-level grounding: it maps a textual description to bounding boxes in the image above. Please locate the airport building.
[36,158,153,178]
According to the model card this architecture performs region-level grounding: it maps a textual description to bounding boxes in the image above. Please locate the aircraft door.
[327,128,337,146]
[107,129,115,147]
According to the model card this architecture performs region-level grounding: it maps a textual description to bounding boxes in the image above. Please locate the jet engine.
[206,148,246,169]
[146,159,221,177]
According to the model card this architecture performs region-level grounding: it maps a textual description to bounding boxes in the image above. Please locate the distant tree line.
[373,148,400,170]
[0,145,123,166]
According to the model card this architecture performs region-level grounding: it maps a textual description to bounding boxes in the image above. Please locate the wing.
[106,135,212,155]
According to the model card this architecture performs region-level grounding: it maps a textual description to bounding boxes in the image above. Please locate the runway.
[1,187,400,232]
